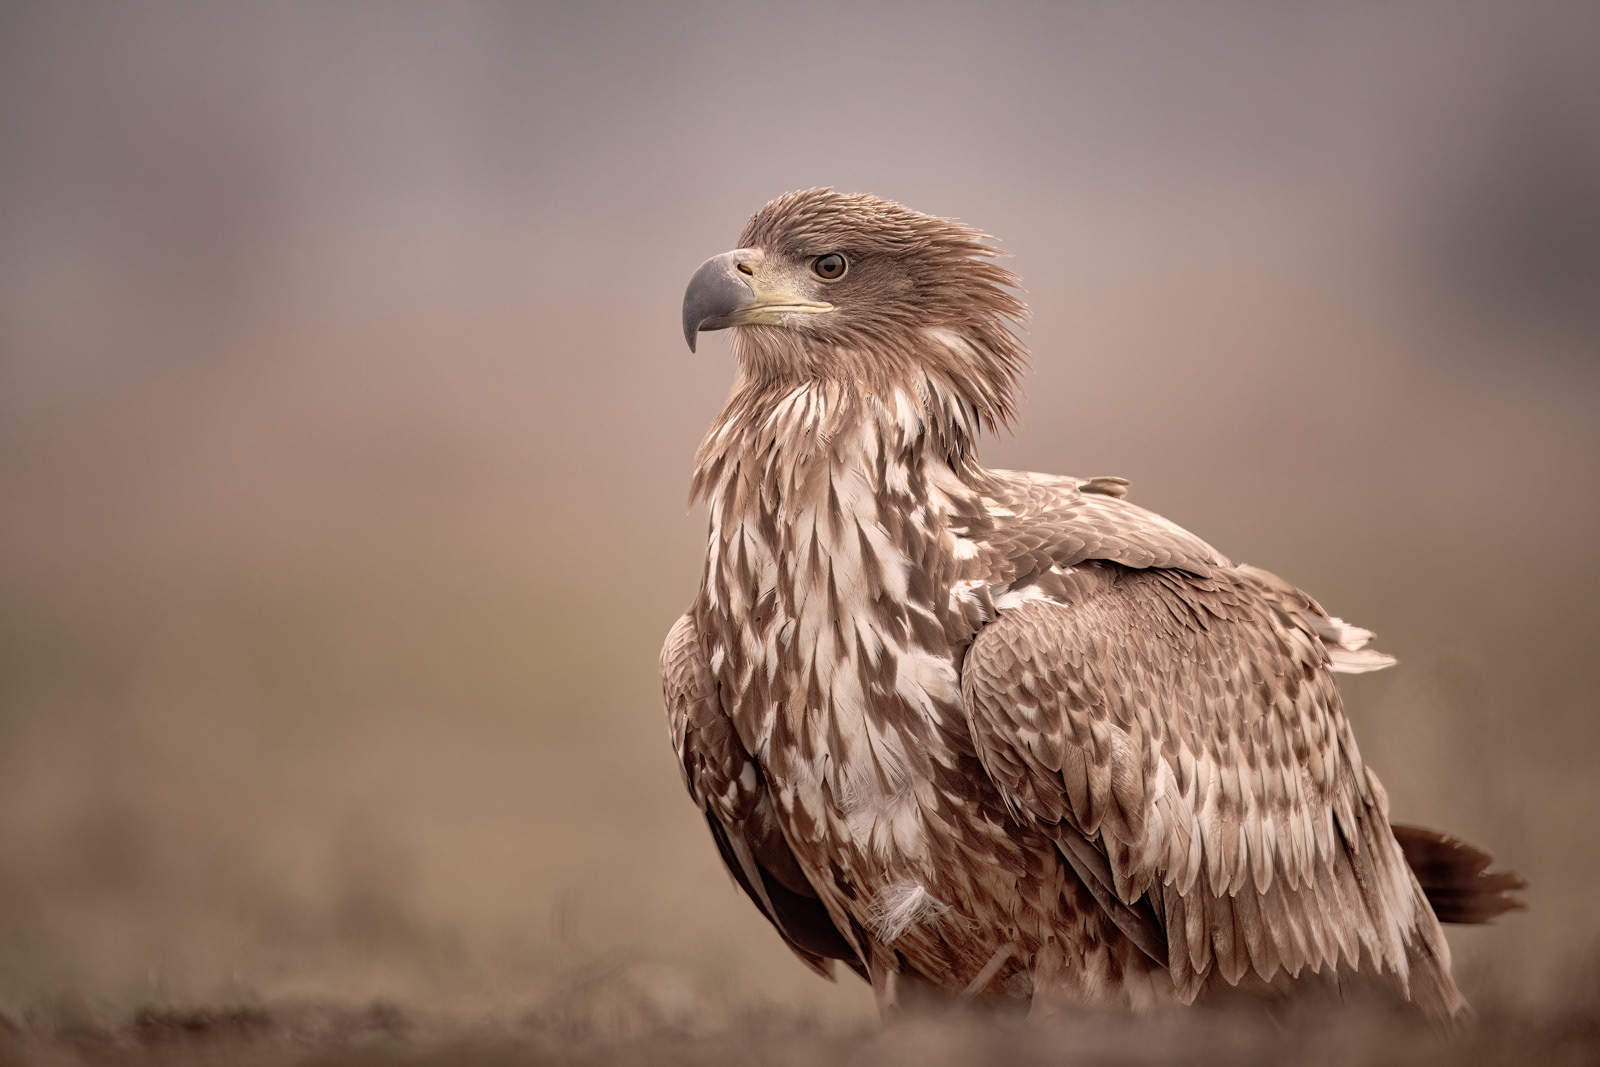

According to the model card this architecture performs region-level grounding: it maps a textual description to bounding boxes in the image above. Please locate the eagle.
[661,189,1521,1017]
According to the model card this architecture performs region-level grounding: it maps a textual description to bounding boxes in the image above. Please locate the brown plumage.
[662,189,1523,1017]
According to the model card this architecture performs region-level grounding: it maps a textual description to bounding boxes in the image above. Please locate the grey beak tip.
[682,251,754,353]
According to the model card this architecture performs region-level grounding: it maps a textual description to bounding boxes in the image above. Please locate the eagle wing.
[958,476,1459,1010]
[661,612,867,981]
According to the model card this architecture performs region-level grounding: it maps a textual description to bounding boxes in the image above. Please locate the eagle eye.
[811,253,848,280]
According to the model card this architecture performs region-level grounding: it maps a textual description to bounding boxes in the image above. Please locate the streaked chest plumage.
[691,383,1011,940]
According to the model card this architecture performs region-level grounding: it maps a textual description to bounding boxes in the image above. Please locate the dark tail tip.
[1392,822,1528,924]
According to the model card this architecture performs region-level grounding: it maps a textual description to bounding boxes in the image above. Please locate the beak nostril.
[736,263,754,276]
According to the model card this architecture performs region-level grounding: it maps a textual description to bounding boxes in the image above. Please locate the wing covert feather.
[960,565,1459,1010]
[967,471,1230,587]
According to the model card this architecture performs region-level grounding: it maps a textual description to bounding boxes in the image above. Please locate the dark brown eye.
[811,253,847,280]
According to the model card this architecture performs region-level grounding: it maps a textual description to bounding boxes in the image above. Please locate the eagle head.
[682,189,1027,431]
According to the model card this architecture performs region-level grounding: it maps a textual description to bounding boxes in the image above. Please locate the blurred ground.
[1,1,1598,1063]
[3,990,1600,1066]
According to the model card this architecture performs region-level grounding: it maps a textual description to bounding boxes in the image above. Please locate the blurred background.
[1,0,1597,1053]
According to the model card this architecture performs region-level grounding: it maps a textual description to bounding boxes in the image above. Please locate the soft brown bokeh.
[1,1,1597,1058]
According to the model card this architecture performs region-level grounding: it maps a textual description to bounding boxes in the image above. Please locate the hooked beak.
[681,249,834,351]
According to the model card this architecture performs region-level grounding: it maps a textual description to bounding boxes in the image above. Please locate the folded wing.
[661,613,867,981]
[959,480,1462,1012]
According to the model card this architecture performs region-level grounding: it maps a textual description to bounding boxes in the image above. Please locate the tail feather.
[1391,823,1527,924]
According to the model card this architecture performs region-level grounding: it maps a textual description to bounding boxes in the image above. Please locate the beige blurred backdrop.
[1,0,1597,1029]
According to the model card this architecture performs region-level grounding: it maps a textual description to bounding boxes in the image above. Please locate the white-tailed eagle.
[662,189,1521,1016]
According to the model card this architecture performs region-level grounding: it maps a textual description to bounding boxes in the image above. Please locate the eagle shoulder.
[964,471,1229,593]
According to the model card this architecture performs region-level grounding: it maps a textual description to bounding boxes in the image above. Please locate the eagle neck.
[690,374,983,513]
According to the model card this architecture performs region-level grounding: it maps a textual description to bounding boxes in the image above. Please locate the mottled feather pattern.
[663,189,1514,1018]
[689,374,1160,1002]
[663,613,866,978]
[960,567,1458,1011]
